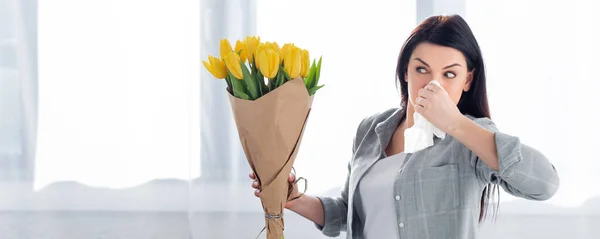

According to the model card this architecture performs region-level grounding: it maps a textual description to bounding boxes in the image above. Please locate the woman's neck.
[402,103,416,129]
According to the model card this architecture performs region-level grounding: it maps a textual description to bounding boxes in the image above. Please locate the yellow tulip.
[202,55,228,79]
[254,43,266,69]
[265,42,281,51]
[257,47,279,79]
[281,43,295,64]
[244,36,260,64]
[223,52,244,79]
[220,39,233,60]
[300,49,310,78]
[234,40,247,62]
[265,42,280,55]
[284,46,302,79]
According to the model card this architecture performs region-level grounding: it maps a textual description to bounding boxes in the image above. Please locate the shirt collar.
[374,108,405,157]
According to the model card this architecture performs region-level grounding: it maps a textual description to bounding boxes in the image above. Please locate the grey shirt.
[356,152,407,239]
[314,108,560,239]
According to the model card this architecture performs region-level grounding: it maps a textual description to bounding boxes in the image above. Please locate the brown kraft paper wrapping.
[227,77,314,239]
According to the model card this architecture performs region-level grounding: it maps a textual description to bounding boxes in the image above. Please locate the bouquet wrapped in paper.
[203,36,323,239]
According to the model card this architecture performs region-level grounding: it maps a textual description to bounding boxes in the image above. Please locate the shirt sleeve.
[468,117,560,201]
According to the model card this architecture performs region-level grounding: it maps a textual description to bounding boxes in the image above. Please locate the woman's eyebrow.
[414,58,429,67]
[414,58,462,69]
[444,63,462,69]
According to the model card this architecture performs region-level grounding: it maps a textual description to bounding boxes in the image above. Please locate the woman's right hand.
[250,171,326,227]
[249,171,300,209]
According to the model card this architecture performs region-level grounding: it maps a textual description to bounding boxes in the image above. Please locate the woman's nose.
[422,78,441,88]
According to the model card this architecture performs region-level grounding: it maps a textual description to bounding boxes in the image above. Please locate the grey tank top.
[355,152,407,239]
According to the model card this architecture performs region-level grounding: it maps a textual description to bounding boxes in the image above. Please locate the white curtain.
[36,0,200,190]
[2,0,200,238]
[466,0,600,237]
[0,0,37,205]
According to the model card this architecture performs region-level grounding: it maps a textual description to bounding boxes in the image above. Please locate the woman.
[249,15,559,239]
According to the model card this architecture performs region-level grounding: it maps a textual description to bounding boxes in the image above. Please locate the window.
[466,0,600,237]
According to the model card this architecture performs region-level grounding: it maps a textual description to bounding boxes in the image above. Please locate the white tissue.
[404,80,446,153]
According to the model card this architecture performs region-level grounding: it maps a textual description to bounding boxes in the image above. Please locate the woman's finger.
[416,96,429,107]
[249,172,255,179]
[254,189,261,197]
[288,173,295,182]
[252,180,259,189]
[418,88,430,99]
[415,99,426,113]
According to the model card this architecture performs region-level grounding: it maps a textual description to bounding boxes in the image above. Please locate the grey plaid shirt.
[314,108,560,239]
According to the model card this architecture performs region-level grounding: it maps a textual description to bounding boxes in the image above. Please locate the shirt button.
[398,168,403,173]
[399,222,405,228]
[395,195,400,200]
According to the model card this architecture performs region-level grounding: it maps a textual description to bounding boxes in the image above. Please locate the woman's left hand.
[414,81,465,133]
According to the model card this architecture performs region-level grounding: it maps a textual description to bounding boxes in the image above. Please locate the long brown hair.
[395,14,499,223]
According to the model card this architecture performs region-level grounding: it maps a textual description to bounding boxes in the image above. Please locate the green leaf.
[237,90,250,100]
[255,68,268,96]
[268,72,275,90]
[251,62,266,93]
[268,69,276,90]
[312,56,323,89]
[240,60,259,100]
[274,70,283,89]
[250,62,256,75]
[281,68,291,81]
[272,67,280,89]
[222,75,229,90]
[305,60,317,90]
[268,77,274,90]
[279,66,291,88]
[229,71,250,100]
[307,84,325,96]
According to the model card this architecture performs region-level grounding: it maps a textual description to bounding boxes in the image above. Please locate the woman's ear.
[464,70,474,92]
[404,72,408,82]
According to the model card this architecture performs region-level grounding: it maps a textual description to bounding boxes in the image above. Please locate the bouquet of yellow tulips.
[203,36,323,100]
[203,36,323,239]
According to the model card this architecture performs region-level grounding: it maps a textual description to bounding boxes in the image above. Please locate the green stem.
[225,76,233,94]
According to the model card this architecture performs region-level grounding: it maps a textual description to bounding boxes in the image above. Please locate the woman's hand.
[414,81,465,133]
[249,171,301,209]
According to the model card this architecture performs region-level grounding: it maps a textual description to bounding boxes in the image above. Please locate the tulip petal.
[283,51,293,78]
[254,44,266,68]
[212,59,228,79]
[220,39,233,60]
[291,48,302,78]
[234,40,247,62]
[224,52,243,79]
[258,51,271,78]
[203,60,217,78]
[269,51,278,78]
[245,36,259,64]
[300,49,310,78]
[203,55,227,79]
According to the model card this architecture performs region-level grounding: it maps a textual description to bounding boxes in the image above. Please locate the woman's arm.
[449,115,560,201]
[286,195,325,227]
[415,82,559,200]
[448,116,499,170]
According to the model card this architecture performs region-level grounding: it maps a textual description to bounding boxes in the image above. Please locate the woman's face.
[405,42,474,108]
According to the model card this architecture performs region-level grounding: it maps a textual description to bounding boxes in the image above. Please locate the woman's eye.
[444,72,456,78]
[416,67,427,74]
